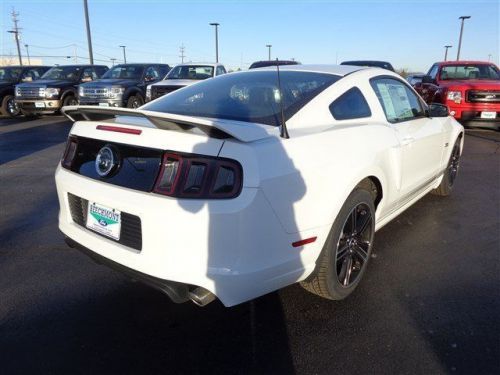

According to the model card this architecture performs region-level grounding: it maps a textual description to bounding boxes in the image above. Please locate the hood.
[80,78,139,87]
[151,79,201,88]
[439,79,500,91]
[16,79,75,88]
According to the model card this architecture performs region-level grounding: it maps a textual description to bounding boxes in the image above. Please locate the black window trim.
[329,86,372,121]
[369,75,429,124]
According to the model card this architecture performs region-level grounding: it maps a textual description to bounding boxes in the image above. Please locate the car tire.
[62,95,78,107]
[431,138,461,197]
[1,95,20,117]
[301,188,375,300]
[127,95,144,109]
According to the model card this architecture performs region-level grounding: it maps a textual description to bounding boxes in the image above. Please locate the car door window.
[427,64,439,80]
[21,69,41,82]
[81,67,98,82]
[329,87,372,120]
[216,66,226,76]
[370,77,424,123]
[145,66,160,81]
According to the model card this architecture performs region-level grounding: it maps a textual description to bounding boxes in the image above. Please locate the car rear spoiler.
[61,105,275,143]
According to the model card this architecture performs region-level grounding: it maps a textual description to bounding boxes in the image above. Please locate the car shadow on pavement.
[0,120,71,165]
[0,275,295,374]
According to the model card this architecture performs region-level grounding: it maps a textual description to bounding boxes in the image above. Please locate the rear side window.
[370,77,424,123]
[329,87,371,120]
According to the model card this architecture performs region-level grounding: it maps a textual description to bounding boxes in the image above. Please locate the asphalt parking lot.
[0,116,499,375]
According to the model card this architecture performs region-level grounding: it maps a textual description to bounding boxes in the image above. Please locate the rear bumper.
[56,165,318,306]
[64,236,191,303]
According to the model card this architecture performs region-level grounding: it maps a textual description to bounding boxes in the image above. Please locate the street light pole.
[110,58,116,66]
[266,44,272,60]
[83,0,94,64]
[209,23,220,63]
[444,45,452,61]
[119,45,127,63]
[456,16,471,61]
[24,44,31,65]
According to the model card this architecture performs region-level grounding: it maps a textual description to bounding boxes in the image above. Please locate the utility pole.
[119,45,127,63]
[456,16,471,61]
[110,58,116,66]
[179,44,186,63]
[83,0,94,64]
[488,54,492,62]
[73,44,78,63]
[9,9,23,66]
[266,44,272,60]
[444,45,452,61]
[24,44,31,65]
[209,23,220,63]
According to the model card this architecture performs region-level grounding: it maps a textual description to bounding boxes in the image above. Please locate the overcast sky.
[0,0,498,71]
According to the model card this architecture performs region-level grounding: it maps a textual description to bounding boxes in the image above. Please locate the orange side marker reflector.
[292,237,317,248]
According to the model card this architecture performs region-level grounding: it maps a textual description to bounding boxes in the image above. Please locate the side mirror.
[429,103,449,117]
[421,75,435,84]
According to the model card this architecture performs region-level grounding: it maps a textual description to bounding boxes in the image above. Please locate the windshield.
[440,64,500,80]
[0,67,22,81]
[143,71,340,126]
[41,66,82,81]
[166,65,214,80]
[102,65,144,80]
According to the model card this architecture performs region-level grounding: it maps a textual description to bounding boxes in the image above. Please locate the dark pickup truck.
[78,63,170,108]
[0,65,51,117]
[15,64,108,116]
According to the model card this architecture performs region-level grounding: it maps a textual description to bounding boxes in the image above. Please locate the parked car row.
[2,59,498,128]
[0,62,228,118]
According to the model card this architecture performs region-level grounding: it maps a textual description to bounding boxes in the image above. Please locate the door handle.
[401,136,415,146]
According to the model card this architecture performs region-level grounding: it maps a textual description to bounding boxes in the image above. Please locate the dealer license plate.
[98,102,110,107]
[480,111,496,119]
[34,102,45,108]
[86,202,121,240]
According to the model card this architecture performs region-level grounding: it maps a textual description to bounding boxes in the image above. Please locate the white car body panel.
[56,66,464,306]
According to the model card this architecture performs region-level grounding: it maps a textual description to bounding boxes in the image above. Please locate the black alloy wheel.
[447,142,460,186]
[6,96,20,117]
[336,203,373,287]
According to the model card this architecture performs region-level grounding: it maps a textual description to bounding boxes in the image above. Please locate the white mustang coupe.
[57,65,463,307]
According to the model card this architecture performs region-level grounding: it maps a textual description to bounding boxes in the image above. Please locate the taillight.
[153,152,242,199]
[61,136,78,169]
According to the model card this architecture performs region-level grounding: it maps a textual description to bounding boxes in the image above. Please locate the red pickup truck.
[414,61,499,129]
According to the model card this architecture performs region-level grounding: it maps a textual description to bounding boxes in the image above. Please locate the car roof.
[0,65,51,68]
[255,64,365,76]
[173,63,223,67]
[111,63,170,67]
[437,60,497,66]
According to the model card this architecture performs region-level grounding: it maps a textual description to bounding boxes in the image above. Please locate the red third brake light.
[153,152,242,199]
[96,125,142,135]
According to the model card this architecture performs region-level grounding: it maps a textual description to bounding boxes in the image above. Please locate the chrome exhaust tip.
[189,287,216,307]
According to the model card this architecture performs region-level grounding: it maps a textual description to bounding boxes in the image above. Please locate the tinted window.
[20,68,41,82]
[82,67,98,81]
[0,67,22,81]
[428,64,439,79]
[159,65,170,78]
[42,66,82,81]
[370,77,424,123]
[167,65,214,80]
[143,71,340,126]
[329,87,371,120]
[144,66,160,80]
[102,65,144,79]
[216,66,226,76]
[440,64,499,80]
